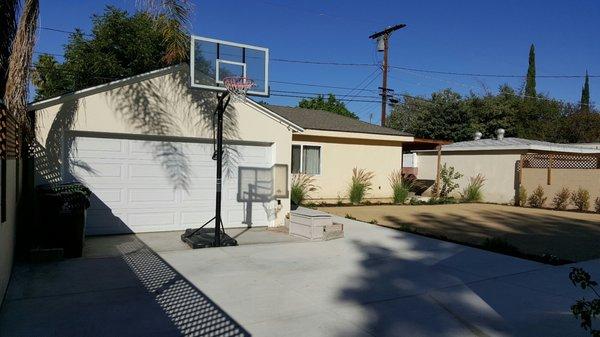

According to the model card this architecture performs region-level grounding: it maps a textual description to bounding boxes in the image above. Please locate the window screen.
[291,145,301,173]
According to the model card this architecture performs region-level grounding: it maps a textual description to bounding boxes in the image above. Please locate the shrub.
[345,214,357,220]
[552,187,571,210]
[460,174,486,202]
[433,164,463,197]
[481,237,520,255]
[571,188,591,211]
[389,170,412,204]
[518,186,528,207]
[595,197,600,213]
[291,173,318,205]
[527,185,547,208]
[368,219,378,224]
[348,167,374,204]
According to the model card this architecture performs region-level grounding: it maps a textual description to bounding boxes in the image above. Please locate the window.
[290,145,321,175]
[291,145,301,173]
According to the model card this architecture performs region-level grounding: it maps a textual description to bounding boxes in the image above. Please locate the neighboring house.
[266,105,414,203]
[415,136,600,204]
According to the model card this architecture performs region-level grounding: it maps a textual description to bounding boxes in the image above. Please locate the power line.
[345,71,382,104]
[34,22,598,79]
[271,89,380,100]
[34,51,63,57]
[270,79,380,92]
[269,93,382,104]
[341,68,380,100]
[40,26,92,37]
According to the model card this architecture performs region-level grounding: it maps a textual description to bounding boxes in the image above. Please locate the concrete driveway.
[1,212,598,336]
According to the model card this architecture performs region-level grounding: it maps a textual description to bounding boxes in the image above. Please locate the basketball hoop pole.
[214,91,229,247]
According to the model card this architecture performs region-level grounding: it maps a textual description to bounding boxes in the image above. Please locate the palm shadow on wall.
[107,64,241,187]
[32,99,133,235]
[34,65,249,234]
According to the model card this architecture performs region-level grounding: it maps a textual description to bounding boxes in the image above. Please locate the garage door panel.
[68,135,275,234]
[85,209,130,235]
[128,187,178,204]
[88,189,124,209]
[181,190,215,203]
[180,211,218,227]
[128,211,177,228]
[71,138,128,159]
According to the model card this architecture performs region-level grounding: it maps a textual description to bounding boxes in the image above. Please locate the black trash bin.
[36,183,91,258]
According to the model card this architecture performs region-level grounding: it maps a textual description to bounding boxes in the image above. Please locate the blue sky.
[35,0,600,122]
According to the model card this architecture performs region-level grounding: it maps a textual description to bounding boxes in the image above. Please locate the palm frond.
[0,0,19,98]
[139,0,192,64]
[5,0,39,133]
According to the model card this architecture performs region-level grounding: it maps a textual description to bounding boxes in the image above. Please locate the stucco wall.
[293,136,403,202]
[522,168,600,209]
[1,159,19,304]
[33,68,293,226]
[417,151,522,203]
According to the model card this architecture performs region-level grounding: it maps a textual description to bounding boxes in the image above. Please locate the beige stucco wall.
[417,151,522,204]
[1,159,19,303]
[292,135,405,202]
[522,168,600,209]
[33,68,294,226]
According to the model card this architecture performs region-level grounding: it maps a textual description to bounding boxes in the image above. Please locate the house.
[414,134,600,204]
[29,65,414,235]
[0,100,21,307]
[266,105,413,203]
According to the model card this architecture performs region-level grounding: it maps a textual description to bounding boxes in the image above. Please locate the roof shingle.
[265,105,412,137]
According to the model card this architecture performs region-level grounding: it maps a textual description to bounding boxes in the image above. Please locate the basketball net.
[223,77,255,102]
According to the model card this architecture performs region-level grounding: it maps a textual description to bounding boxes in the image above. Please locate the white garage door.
[66,135,276,235]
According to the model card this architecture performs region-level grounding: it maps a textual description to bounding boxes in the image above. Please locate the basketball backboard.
[190,35,269,97]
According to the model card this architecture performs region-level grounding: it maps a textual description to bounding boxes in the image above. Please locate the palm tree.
[3,0,38,132]
[0,0,19,99]
[138,0,192,64]
[2,0,191,133]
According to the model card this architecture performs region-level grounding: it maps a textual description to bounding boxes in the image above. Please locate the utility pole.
[369,24,406,126]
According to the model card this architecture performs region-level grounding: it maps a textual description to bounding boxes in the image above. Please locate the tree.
[388,89,475,142]
[298,94,358,119]
[4,0,39,130]
[0,0,19,100]
[581,71,591,113]
[524,44,537,98]
[33,7,174,100]
[3,0,191,132]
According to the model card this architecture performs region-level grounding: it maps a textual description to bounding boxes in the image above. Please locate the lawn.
[318,203,600,262]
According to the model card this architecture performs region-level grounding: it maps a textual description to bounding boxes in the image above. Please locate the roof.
[264,105,412,137]
[26,65,303,132]
[416,137,600,154]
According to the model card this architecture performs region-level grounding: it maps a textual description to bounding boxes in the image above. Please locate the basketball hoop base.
[181,228,238,249]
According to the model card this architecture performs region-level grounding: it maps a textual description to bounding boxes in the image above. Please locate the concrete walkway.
[1,213,598,336]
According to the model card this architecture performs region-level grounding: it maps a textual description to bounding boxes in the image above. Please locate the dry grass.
[318,203,600,262]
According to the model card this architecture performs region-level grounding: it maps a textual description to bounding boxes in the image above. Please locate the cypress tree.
[524,44,536,98]
[580,71,590,112]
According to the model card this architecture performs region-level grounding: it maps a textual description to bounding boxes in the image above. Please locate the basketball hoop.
[223,76,255,102]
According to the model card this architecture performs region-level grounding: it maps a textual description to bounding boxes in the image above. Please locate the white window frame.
[215,60,247,84]
[291,144,322,176]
